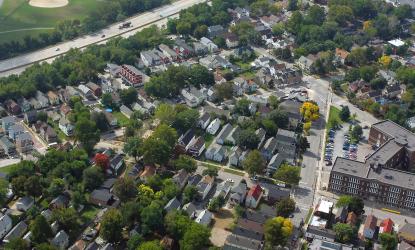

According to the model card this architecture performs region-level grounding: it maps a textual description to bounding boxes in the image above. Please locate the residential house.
[231,7,250,19]
[245,185,263,208]
[29,98,41,110]
[174,39,194,58]
[225,126,241,145]
[399,223,415,245]
[229,180,247,206]
[334,206,348,223]
[188,174,202,186]
[363,215,378,239]
[8,124,25,141]
[214,71,227,84]
[103,112,117,128]
[3,221,28,243]
[261,137,278,161]
[216,123,233,145]
[120,64,145,87]
[378,70,397,85]
[237,218,264,235]
[195,209,213,226]
[5,99,21,115]
[205,144,226,162]
[24,110,38,124]
[346,212,357,226]
[178,129,195,149]
[120,105,133,118]
[51,230,69,249]
[334,48,350,65]
[275,129,297,164]
[86,82,102,97]
[77,85,94,100]
[187,136,205,157]
[1,116,15,131]
[40,125,58,144]
[0,214,12,239]
[193,42,209,55]
[0,136,16,155]
[229,147,243,167]
[89,189,119,207]
[182,202,197,218]
[260,15,280,29]
[35,91,50,108]
[199,55,232,69]
[59,104,72,118]
[197,175,215,200]
[309,239,354,250]
[47,91,60,106]
[214,179,232,199]
[110,154,124,176]
[16,133,33,154]
[256,128,266,149]
[207,25,225,38]
[200,37,219,53]
[159,44,179,62]
[181,87,205,107]
[49,195,70,210]
[267,153,284,174]
[298,55,315,72]
[207,118,221,135]
[398,241,415,250]
[164,197,181,212]
[16,196,34,212]
[261,183,290,204]
[383,84,402,99]
[225,33,240,48]
[59,117,74,136]
[379,218,394,234]
[172,169,189,189]
[305,226,336,242]
[198,112,211,130]
[223,234,263,250]
[279,100,303,128]
[140,49,162,67]
[17,98,32,112]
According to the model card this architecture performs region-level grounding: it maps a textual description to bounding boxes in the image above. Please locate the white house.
[245,185,263,209]
[58,117,74,136]
[196,175,215,200]
[181,87,205,108]
[195,209,212,226]
[198,112,211,130]
[206,118,221,135]
[205,144,225,163]
[51,230,69,249]
[0,214,12,239]
[200,37,219,52]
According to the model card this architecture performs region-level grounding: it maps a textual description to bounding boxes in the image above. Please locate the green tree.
[183,185,199,204]
[11,176,27,197]
[339,106,350,121]
[141,137,171,165]
[180,223,211,250]
[100,209,123,243]
[165,211,192,238]
[273,164,301,186]
[141,201,163,233]
[82,167,104,190]
[351,125,363,142]
[120,87,137,105]
[242,150,266,176]
[208,196,225,212]
[75,118,100,154]
[333,223,354,243]
[127,234,143,250]
[24,175,43,199]
[52,207,79,233]
[35,243,57,250]
[101,93,113,108]
[30,215,53,244]
[236,129,259,149]
[276,198,296,217]
[113,177,137,202]
[173,108,200,133]
[379,233,398,250]
[202,166,218,177]
[4,238,29,250]
[272,23,285,36]
[174,155,197,173]
[264,217,293,248]
[121,201,141,229]
[152,124,178,149]
[138,241,163,250]
[47,178,65,198]
[162,179,180,200]
[124,137,142,162]
[336,195,364,215]
[287,0,298,11]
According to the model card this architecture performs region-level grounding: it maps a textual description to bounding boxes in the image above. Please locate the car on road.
[101,34,106,38]
[55,48,60,51]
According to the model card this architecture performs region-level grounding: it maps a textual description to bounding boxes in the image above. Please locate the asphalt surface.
[0,0,205,75]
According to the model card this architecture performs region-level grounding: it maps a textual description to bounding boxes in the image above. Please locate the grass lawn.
[326,106,342,133]
[112,111,130,127]
[0,0,105,44]
[81,205,100,224]
[204,133,214,148]
[223,167,244,176]
[0,163,18,174]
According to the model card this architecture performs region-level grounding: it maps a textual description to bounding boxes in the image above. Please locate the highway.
[0,0,205,76]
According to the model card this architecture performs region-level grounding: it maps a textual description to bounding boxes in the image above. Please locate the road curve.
[0,0,205,75]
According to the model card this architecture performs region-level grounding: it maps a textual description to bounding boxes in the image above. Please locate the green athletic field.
[0,0,101,44]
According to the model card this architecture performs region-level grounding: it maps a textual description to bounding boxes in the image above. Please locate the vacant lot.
[210,209,234,247]
[0,0,101,43]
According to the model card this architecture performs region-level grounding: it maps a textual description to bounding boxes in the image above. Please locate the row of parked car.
[325,129,336,165]
[342,134,358,160]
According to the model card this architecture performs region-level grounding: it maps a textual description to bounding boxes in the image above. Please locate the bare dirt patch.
[29,0,68,8]
[210,209,234,247]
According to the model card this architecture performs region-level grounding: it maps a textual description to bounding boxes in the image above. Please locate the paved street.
[0,0,205,76]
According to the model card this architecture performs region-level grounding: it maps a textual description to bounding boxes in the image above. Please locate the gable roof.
[364,215,378,231]
[247,185,262,201]
[380,218,394,234]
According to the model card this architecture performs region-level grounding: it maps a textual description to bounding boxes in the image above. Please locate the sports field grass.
[0,0,102,44]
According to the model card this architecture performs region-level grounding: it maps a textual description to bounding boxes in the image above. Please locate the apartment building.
[328,120,415,210]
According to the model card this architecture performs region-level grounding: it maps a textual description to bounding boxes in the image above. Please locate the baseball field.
[0,0,101,44]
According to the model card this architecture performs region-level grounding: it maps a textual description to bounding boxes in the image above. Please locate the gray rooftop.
[372,120,415,151]
[224,234,263,250]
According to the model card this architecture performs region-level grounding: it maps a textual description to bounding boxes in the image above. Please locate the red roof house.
[245,185,263,208]
[380,218,394,234]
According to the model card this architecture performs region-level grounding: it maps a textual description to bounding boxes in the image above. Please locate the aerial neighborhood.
[1,0,415,249]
